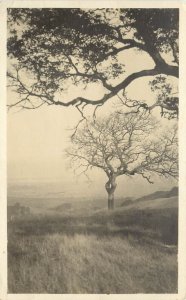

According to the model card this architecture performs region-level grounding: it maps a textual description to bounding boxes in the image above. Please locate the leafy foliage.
[7,8,179,117]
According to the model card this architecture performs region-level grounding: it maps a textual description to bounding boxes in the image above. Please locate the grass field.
[8,195,178,294]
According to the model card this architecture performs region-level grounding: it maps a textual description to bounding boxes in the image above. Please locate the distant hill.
[120,197,134,207]
[120,186,178,209]
[135,186,178,203]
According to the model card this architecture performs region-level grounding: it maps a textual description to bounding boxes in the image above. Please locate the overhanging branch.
[8,63,178,111]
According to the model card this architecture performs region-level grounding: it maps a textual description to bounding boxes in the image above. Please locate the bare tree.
[66,113,178,210]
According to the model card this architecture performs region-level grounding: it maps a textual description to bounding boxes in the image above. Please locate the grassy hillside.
[8,192,178,293]
[8,232,177,294]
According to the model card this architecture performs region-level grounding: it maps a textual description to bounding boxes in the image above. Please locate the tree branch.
[8,63,178,111]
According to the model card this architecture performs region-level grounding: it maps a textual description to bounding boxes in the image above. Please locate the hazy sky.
[7,48,178,198]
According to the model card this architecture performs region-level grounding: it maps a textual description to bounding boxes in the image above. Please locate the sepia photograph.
[0,1,185,297]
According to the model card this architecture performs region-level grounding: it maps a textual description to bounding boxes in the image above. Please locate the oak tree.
[66,112,178,210]
[7,8,178,118]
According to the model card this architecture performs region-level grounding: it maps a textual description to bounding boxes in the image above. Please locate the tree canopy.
[66,112,178,209]
[7,8,179,118]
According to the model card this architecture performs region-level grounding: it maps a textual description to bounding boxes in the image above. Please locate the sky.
[7,47,178,199]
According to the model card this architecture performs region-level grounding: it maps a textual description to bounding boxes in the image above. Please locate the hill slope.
[135,186,178,203]
[8,187,178,293]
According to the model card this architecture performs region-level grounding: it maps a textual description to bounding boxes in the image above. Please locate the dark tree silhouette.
[7,8,178,117]
[66,113,178,210]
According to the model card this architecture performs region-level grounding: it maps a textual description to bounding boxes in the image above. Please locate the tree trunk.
[108,191,114,210]
[105,175,117,210]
